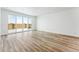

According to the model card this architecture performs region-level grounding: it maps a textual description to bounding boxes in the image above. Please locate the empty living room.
[0,7,79,52]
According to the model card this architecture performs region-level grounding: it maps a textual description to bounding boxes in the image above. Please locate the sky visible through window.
[8,15,31,24]
[8,15,16,23]
[17,16,22,24]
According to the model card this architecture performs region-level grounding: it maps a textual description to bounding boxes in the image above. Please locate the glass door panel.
[8,15,16,33]
[28,17,32,30]
[23,16,28,31]
[16,16,23,32]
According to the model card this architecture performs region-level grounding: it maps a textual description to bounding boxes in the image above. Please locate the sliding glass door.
[16,16,23,32]
[8,15,32,34]
[28,17,32,30]
[8,15,16,33]
[23,16,28,31]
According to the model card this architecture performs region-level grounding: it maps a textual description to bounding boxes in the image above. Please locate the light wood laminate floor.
[0,31,79,52]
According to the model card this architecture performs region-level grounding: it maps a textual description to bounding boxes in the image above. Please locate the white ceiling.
[3,7,73,16]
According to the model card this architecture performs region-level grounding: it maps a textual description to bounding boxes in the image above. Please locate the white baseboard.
[37,30,79,37]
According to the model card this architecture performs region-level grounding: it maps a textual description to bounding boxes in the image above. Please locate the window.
[8,15,16,33]
[23,16,28,31]
[16,16,23,32]
[8,15,32,33]
[28,17,32,30]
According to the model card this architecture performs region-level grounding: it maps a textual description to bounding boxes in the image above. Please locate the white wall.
[1,8,37,35]
[37,8,79,36]
[32,16,37,31]
[73,8,79,36]
[0,8,1,35]
[1,8,8,35]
